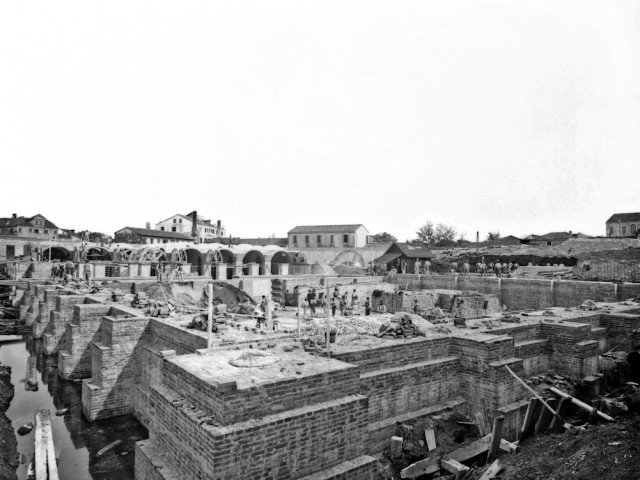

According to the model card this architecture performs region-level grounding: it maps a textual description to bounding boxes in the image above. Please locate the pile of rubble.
[377,313,428,339]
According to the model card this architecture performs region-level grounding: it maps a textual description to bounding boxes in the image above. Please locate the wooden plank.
[519,397,540,440]
[96,439,122,457]
[500,438,518,453]
[548,386,614,422]
[402,433,514,479]
[486,416,504,463]
[424,428,437,451]
[505,366,570,429]
[401,455,441,478]
[549,397,569,431]
[534,398,556,434]
[34,411,48,480]
[447,435,491,462]
[475,412,487,436]
[390,436,403,457]
[479,460,502,480]
[42,410,59,480]
[441,458,469,480]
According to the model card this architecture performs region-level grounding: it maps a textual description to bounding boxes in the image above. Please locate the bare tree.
[487,231,501,241]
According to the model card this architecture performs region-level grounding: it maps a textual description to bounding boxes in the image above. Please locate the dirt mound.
[137,282,254,309]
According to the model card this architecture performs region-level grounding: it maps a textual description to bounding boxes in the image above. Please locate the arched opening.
[270,251,290,275]
[289,252,309,275]
[42,247,69,261]
[186,248,203,275]
[207,249,236,279]
[242,250,265,276]
[87,247,111,261]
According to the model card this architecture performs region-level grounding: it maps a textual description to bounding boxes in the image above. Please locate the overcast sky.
[2,0,639,241]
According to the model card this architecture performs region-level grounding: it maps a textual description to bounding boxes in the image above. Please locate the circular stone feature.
[230,350,280,368]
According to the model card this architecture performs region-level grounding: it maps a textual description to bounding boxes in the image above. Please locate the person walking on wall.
[364,297,371,316]
[424,260,431,275]
[378,302,387,314]
[401,259,407,274]
[414,259,421,275]
[331,297,338,316]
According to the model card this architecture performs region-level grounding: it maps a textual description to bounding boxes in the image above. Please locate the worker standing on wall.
[414,259,421,275]
[83,260,91,284]
[423,260,431,275]
[307,288,317,316]
[494,260,502,278]
[364,297,371,316]
[401,259,407,274]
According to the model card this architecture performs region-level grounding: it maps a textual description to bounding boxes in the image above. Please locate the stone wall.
[388,274,637,310]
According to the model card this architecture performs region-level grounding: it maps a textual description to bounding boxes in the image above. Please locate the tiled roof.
[288,224,366,234]
[607,212,640,223]
[0,214,57,229]
[116,227,192,240]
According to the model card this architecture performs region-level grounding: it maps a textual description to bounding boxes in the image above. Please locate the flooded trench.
[0,335,147,480]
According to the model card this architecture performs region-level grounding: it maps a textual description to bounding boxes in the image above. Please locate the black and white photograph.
[1,1,640,479]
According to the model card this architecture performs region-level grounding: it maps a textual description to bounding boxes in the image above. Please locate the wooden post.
[44,411,58,479]
[486,416,504,463]
[534,398,556,434]
[549,397,569,431]
[297,292,301,338]
[424,428,437,451]
[266,294,273,331]
[325,283,331,355]
[519,398,540,440]
[390,436,403,457]
[207,283,213,349]
[475,412,488,436]
[441,458,469,479]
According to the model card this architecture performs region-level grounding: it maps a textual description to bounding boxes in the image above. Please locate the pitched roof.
[0,214,57,229]
[607,212,640,224]
[115,227,193,240]
[288,224,367,234]
[526,232,573,242]
[385,242,435,258]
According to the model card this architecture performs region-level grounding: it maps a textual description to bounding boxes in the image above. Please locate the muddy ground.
[0,363,17,480]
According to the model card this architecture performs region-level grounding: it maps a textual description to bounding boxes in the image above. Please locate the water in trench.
[0,335,148,480]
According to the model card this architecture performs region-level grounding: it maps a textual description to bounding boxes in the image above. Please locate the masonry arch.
[241,250,265,276]
[42,246,69,261]
[86,247,111,261]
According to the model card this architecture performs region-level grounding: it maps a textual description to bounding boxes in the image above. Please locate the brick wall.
[143,385,370,479]
[82,315,152,420]
[360,356,459,422]
[332,337,451,373]
[541,322,599,377]
[162,354,361,426]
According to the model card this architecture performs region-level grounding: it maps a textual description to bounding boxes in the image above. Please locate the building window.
[34,229,39,234]
[44,229,48,234]
[160,227,165,231]
[330,234,334,245]
[305,235,310,246]
[29,228,32,233]
[292,235,298,245]
[317,235,322,245]
[622,227,627,235]
[343,234,349,244]
[173,219,176,223]
[609,226,613,236]
[632,224,637,234]
[172,227,176,232]
[179,219,182,223]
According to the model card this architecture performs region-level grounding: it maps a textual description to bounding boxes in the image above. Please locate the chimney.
[217,220,221,227]
[191,210,198,239]
[12,213,16,218]
[476,231,479,243]
[146,221,151,230]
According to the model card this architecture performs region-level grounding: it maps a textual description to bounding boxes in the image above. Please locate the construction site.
[1,244,640,480]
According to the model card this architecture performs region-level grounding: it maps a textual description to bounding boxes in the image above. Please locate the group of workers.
[50,259,92,284]
[297,286,374,317]
[156,263,185,282]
